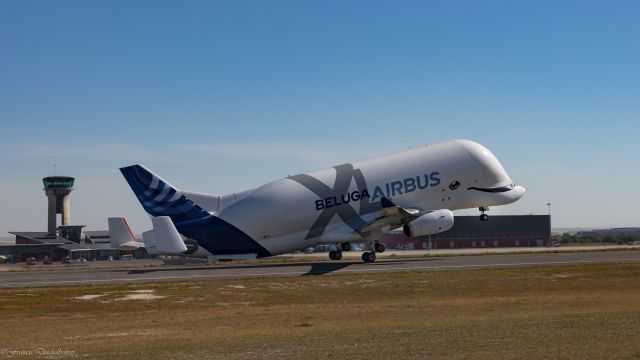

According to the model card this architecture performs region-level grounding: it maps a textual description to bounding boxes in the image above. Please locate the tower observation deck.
[43,176,75,234]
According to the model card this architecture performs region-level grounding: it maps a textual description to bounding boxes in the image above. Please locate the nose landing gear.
[479,207,489,221]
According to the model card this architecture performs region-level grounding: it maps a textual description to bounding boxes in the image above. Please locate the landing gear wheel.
[340,242,352,252]
[362,251,376,263]
[479,207,489,221]
[329,251,342,260]
[374,242,386,253]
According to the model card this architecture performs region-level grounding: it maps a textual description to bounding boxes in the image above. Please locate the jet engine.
[403,209,454,237]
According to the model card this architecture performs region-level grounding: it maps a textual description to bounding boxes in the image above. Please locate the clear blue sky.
[1,0,639,236]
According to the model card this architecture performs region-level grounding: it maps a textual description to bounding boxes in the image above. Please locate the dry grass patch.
[0,264,639,359]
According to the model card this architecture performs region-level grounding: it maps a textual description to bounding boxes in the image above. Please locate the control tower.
[43,176,75,234]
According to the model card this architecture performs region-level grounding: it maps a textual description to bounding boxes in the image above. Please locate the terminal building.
[8,226,124,262]
[1,176,142,263]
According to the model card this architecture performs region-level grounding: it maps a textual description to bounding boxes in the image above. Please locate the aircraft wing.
[357,198,424,236]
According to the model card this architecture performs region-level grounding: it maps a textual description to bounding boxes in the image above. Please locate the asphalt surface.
[1,250,639,288]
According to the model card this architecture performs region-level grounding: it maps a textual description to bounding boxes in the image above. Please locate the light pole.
[547,203,552,246]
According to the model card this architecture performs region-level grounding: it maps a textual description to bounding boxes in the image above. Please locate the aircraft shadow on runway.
[124,257,441,276]
[302,259,438,276]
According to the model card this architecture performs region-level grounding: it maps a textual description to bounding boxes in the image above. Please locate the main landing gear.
[362,251,376,263]
[328,240,386,263]
[362,240,386,263]
[328,242,352,261]
[479,206,489,221]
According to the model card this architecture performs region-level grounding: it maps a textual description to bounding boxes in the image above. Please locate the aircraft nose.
[498,185,525,205]
[513,185,526,200]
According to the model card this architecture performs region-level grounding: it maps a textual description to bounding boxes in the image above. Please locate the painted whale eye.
[449,181,460,190]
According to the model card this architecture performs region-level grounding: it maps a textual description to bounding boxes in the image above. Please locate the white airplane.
[120,139,525,263]
[108,217,144,250]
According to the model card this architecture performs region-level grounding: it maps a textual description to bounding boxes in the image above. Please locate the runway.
[1,250,639,288]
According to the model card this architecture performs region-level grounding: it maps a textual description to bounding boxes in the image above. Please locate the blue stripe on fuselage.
[174,215,271,258]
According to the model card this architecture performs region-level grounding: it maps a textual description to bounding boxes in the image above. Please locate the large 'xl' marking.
[288,164,382,240]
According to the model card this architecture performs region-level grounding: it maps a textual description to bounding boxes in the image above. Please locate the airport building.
[43,176,75,234]
[380,215,552,250]
[1,176,141,263]
[8,226,123,262]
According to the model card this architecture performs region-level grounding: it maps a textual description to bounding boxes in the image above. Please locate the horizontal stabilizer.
[142,230,157,253]
[143,216,188,254]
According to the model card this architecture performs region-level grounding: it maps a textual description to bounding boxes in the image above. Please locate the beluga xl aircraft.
[119,139,525,263]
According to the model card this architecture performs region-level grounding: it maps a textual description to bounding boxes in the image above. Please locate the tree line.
[554,233,640,245]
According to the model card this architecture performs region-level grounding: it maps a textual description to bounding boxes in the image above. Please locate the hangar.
[380,215,551,250]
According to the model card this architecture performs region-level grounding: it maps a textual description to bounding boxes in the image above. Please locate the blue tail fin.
[120,165,209,223]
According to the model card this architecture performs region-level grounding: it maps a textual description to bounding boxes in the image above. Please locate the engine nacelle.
[403,209,454,237]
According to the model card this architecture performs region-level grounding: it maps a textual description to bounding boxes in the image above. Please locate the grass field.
[1,263,639,359]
